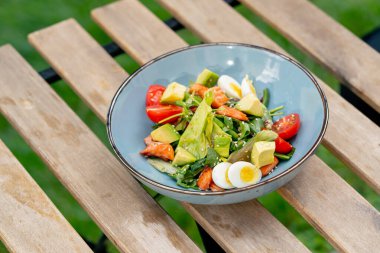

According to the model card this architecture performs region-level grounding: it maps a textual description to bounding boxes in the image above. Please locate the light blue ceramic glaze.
[107,43,328,205]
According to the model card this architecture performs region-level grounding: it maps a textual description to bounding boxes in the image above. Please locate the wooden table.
[0,0,379,252]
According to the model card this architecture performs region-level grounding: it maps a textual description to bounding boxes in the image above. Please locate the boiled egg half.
[228,161,262,188]
[241,75,257,97]
[212,162,234,189]
[217,75,242,99]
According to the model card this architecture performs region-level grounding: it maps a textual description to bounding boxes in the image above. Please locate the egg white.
[228,161,262,188]
[241,75,257,97]
[212,162,234,189]
[217,75,242,99]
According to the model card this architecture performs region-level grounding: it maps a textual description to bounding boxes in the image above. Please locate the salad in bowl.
[140,69,300,191]
[107,43,327,204]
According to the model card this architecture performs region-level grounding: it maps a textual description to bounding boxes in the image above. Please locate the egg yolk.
[225,169,232,185]
[240,166,254,183]
[230,82,242,98]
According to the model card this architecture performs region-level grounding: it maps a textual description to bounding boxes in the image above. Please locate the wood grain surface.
[30,12,310,253]
[29,19,127,120]
[240,0,380,112]
[0,44,201,253]
[0,140,92,253]
[100,0,380,252]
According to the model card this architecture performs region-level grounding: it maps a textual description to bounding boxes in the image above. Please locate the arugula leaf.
[249,118,264,134]
[238,121,250,140]
[275,148,296,160]
[171,166,198,188]
[177,180,198,189]
[172,148,220,189]
[223,116,234,130]
[205,148,220,167]
[175,119,187,132]
[188,158,206,177]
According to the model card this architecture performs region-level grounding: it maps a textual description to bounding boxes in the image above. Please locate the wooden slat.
[95,0,380,252]
[28,19,127,120]
[91,1,187,66]
[156,0,380,193]
[0,140,91,253]
[240,0,380,112]
[0,45,200,253]
[29,13,310,253]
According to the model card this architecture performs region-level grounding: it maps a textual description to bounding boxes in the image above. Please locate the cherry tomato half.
[146,105,183,124]
[274,137,293,154]
[146,84,166,106]
[272,113,300,140]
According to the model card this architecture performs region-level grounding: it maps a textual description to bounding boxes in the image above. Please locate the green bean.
[274,148,296,160]
[269,105,284,114]
[227,129,239,140]
[270,112,284,117]
[274,153,290,160]
[213,117,225,128]
[262,88,270,107]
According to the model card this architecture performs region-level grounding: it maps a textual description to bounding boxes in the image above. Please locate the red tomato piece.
[274,137,293,154]
[146,105,183,124]
[272,113,301,140]
[146,84,166,106]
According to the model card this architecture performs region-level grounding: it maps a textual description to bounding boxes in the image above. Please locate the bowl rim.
[107,42,329,196]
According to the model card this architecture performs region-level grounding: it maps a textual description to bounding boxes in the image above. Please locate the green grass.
[0,0,379,252]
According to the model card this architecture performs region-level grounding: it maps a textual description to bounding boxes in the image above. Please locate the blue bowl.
[107,43,328,204]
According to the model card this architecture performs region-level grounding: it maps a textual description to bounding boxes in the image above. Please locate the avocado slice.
[251,141,275,168]
[172,147,197,166]
[151,124,180,143]
[160,82,187,104]
[196,68,219,88]
[235,93,264,117]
